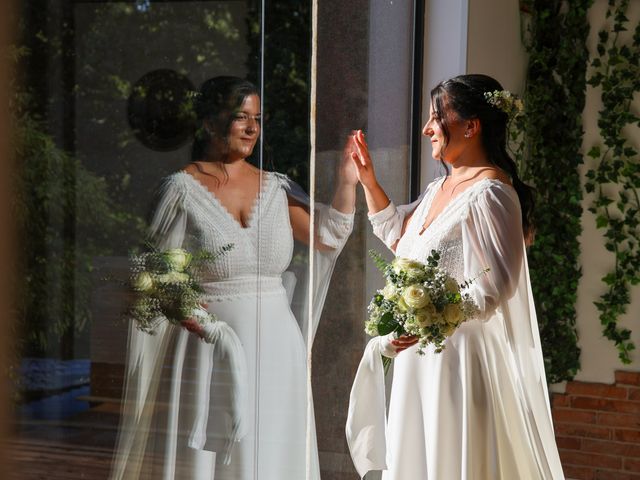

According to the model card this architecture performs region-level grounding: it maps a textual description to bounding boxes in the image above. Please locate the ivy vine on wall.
[516,0,593,383]
[585,0,639,363]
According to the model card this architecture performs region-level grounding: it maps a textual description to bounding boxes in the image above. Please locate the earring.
[464,132,471,138]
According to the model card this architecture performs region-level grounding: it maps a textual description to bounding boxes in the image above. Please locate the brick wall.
[552,370,640,479]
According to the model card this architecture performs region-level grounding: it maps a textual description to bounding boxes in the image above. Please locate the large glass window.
[9,1,423,478]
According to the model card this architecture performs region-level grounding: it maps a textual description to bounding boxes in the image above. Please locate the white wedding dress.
[347,177,565,479]
[110,171,353,480]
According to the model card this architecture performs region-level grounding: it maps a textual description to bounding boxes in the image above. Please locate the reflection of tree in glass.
[10,46,145,359]
[75,2,254,212]
[247,1,311,191]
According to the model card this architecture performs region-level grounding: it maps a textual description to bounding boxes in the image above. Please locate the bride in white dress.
[110,76,357,479]
[346,74,565,479]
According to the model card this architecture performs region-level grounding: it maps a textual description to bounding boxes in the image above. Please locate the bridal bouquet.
[127,244,233,335]
[365,250,484,355]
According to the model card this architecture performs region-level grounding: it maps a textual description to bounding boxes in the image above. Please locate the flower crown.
[483,90,524,119]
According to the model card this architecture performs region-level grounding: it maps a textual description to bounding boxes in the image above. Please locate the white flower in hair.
[484,90,524,119]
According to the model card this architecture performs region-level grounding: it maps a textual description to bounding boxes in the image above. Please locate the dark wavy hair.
[430,73,535,241]
[191,76,259,162]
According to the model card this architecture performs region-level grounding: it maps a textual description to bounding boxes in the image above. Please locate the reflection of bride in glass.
[110,76,357,479]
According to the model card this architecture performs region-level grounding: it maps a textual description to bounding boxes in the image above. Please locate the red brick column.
[552,370,640,479]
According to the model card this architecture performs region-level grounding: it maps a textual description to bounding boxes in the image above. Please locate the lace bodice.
[150,171,294,282]
[395,176,465,281]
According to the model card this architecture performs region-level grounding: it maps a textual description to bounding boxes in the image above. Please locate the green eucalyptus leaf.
[377,312,400,336]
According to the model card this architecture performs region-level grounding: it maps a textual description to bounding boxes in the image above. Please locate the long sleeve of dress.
[276,172,355,343]
[463,184,564,478]
[308,204,354,340]
[461,184,523,321]
[148,177,188,250]
[368,193,426,251]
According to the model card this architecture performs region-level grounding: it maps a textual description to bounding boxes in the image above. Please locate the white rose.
[132,272,154,292]
[445,277,460,294]
[405,267,425,280]
[413,310,430,328]
[381,283,398,300]
[402,285,430,309]
[163,248,192,272]
[397,296,409,313]
[441,322,458,337]
[392,257,422,275]
[443,303,463,326]
[421,302,437,316]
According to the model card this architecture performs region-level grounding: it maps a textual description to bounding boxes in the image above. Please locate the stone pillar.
[312,1,370,479]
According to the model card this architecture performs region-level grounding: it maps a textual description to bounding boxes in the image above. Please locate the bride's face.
[422,101,467,164]
[225,94,261,161]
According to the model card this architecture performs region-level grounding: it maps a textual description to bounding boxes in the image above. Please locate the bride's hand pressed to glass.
[349,130,378,189]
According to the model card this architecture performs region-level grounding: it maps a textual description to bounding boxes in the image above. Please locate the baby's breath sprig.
[484,90,524,120]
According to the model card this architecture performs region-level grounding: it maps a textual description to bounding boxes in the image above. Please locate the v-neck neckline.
[416,176,499,236]
[179,170,271,231]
